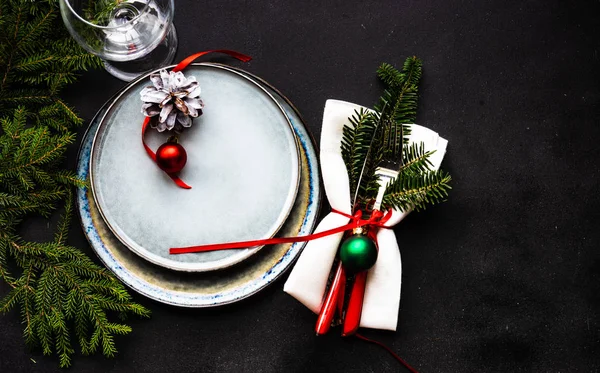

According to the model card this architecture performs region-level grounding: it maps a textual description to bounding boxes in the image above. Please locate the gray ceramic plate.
[90,64,300,272]
[77,63,321,307]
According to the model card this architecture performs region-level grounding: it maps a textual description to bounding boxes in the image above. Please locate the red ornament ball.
[156,142,187,174]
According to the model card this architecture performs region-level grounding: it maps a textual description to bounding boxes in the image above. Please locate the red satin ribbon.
[169,209,392,254]
[172,49,252,72]
[142,50,252,189]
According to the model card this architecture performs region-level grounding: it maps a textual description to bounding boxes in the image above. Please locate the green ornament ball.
[339,234,378,273]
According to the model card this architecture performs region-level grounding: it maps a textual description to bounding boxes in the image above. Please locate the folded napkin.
[283,99,448,331]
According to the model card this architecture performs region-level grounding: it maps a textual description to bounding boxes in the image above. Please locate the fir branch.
[85,0,123,26]
[0,0,148,368]
[341,108,376,200]
[54,170,87,188]
[342,58,452,216]
[356,112,386,208]
[382,170,452,212]
[0,0,24,90]
[50,40,103,71]
[54,98,84,125]
[14,53,54,72]
[2,233,151,367]
[28,165,55,187]
[0,283,23,312]
[54,189,73,245]
[15,6,55,54]
[399,142,435,175]
[0,234,16,285]
[377,62,406,88]
[7,129,75,172]
[0,192,25,208]
[0,88,53,105]
[375,57,423,142]
[340,108,388,210]
[18,262,37,344]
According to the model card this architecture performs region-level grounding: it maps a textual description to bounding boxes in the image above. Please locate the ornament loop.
[352,226,365,235]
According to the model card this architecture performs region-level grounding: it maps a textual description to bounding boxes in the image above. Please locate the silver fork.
[372,163,401,211]
[373,118,404,211]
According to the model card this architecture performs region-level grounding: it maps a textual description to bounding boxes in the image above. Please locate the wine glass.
[59,0,177,81]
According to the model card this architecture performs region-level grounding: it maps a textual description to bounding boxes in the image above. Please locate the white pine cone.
[140,69,204,132]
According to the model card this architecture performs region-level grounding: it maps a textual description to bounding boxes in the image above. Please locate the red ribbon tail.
[168,173,192,189]
[355,334,420,373]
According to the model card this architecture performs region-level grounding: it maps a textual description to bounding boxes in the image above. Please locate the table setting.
[1,0,599,372]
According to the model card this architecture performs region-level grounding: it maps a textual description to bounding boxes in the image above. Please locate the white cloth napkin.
[284,99,448,331]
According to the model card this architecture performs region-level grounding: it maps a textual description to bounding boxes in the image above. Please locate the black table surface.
[2,1,599,372]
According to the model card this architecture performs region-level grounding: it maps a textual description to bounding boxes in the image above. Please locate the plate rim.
[88,63,302,272]
[76,63,322,307]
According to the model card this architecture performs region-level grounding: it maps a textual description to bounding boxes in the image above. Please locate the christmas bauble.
[339,233,378,273]
[156,142,187,174]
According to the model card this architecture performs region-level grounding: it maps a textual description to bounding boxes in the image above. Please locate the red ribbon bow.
[142,50,252,189]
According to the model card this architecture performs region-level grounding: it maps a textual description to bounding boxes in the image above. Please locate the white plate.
[90,64,300,272]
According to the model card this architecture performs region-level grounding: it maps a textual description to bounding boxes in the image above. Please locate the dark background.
[1,0,600,372]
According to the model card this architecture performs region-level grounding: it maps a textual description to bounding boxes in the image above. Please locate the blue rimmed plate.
[77,63,321,307]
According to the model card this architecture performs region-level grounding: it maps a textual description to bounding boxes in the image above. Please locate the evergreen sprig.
[341,109,379,204]
[341,58,452,213]
[0,0,149,368]
[399,142,435,176]
[382,170,452,212]
[84,0,123,26]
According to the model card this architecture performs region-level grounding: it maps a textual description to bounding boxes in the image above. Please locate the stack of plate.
[76,63,321,307]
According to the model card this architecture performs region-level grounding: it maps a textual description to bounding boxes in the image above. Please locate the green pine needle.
[0,0,149,368]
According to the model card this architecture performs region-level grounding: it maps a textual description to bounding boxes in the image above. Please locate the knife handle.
[315,262,346,335]
[342,270,367,336]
